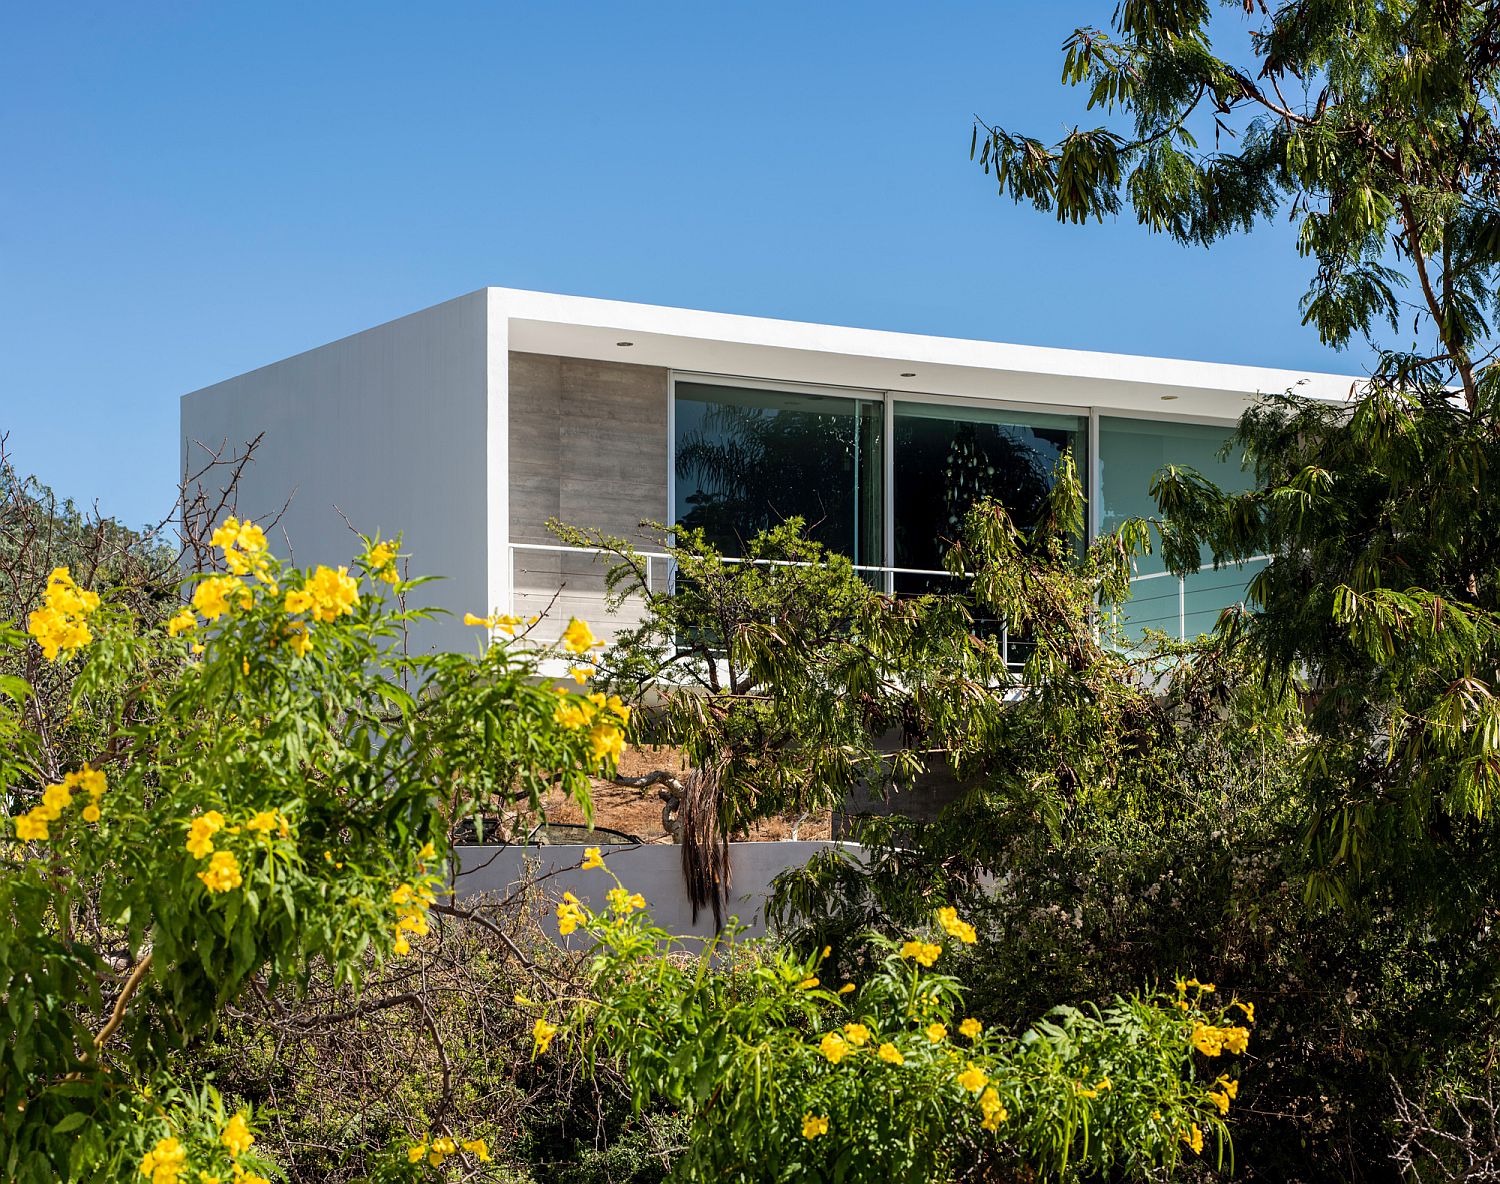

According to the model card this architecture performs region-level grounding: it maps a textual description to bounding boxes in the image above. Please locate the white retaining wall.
[454,840,862,944]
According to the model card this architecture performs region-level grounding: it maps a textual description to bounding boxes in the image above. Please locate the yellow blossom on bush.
[797,976,820,990]
[185,810,226,859]
[876,1041,905,1065]
[606,887,645,915]
[192,575,243,622]
[801,1113,829,1139]
[28,566,100,660]
[819,1032,849,1064]
[937,906,978,944]
[138,1136,187,1184]
[220,1112,254,1157]
[1233,999,1255,1024]
[926,1023,947,1042]
[557,892,587,935]
[368,541,400,584]
[245,810,282,835]
[979,1087,1008,1130]
[560,618,601,654]
[284,589,313,614]
[533,1017,558,1054]
[900,940,941,967]
[14,810,49,841]
[837,982,856,995]
[197,850,243,893]
[842,1022,871,1046]
[462,1137,491,1162]
[959,1017,982,1040]
[166,608,196,637]
[588,721,626,764]
[570,665,592,684]
[581,846,605,870]
[957,1063,989,1093]
[305,565,359,623]
[1183,1123,1204,1154]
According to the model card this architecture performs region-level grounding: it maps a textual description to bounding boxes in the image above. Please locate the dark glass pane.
[674,383,882,565]
[892,402,1083,595]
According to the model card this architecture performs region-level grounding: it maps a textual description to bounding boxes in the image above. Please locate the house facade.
[181,288,1354,653]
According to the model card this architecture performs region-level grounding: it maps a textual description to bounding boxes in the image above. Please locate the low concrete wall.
[455,840,862,944]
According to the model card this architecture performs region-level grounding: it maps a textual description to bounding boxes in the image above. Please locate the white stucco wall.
[454,840,861,945]
[179,291,494,654]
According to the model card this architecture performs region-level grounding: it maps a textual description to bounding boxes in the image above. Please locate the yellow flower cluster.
[185,810,227,859]
[138,1136,188,1184]
[959,1017,983,1040]
[27,566,100,660]
[211,517,272,581]
[876,1041,904,1065]
[553,689,631,765]
[533,1017,558,1054]
[843,1022,871,1046]
[1207,1073,1239,1114]
[463,611,524,633]
[367,541,400,585]
[801,1113,829,1139]
[192,575,248,623]
[1190,1021,1251,1057]
[11,765,107,840]
[979,1087,1008,1131]
[406,1135,489,1167]
[819,1031,849,1064]
[560,618,602,654]
[900,940,941,967]
[936,906,977,944]
[1075,1077,1111,1100]
[1183,1123,1205,1154]
[198,851,243,893]
[284,565,359,623]
[956,1063,990,1094]
[580,845,605,870]
[925,1023,947,1043]
[390,878,436,956]
[606,886,647,915]
[556,891,588,936]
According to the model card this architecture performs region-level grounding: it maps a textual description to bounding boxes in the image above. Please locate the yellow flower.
[39,781,72,820]
[979,1086,1008,1131]
[936,906,978,944]
[462,1137,491,1162]
[1183,1123,1204,1154]
[560,618,601,654]
[392,933,411,956]
[899,940,941,967]
[842,1022,871,1046]
[167,608,197,637]
[926,1023,947,1043]
[959,1017,983,1040]
[533,1017,558,1054]
[406,1144,427,1164]
[819,1032,849,1064]
[221,1112,254,1157]
[557,897,587,935]
[1222,1025,1251,1054]
[570,666,592,684]
[1208,1089,1231,1115]
[463,611,491,627]
[1216,1073,1240,1100]
[283,620,312,656]
[197,850,243,893]
[588,721,625,764]
[193,575,242,621]
[1233,999,1256,1024]
[797,976,820,990]
[246,810,281,834]
[14,810,48,841]
[368,541,399,583]
[581,846,605,870]
[82,803,101,823]
[801,1113,829,1139]
[956,1063,989,1093]
[27,567,101,661]
[876,1042,904,1065]
[838,982,856,995]
[284,588,314,614]
[1191,1022,1223,1057]
[138,1136,187,1184]
[185,810,226,859]
[305,565,359,623]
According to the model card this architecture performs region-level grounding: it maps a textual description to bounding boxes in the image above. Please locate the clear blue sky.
[1,2,1368,527]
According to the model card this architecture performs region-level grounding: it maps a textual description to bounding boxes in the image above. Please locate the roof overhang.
[496,287,1361,421]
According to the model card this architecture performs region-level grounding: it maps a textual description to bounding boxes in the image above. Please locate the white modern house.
[181,287,1355,654]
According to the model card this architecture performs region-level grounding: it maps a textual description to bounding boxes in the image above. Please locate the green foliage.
[546,865,1245,1182]
[0,525,606,1182]
[975,0,1500,407]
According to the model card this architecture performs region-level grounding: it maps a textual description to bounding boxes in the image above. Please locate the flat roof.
[498,287,1360,420]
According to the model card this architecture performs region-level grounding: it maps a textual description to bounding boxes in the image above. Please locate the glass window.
[673,382,883,566]
[892,401,1084,590]
[1099,416,1261,640]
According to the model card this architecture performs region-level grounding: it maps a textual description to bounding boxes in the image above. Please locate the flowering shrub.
[523,856,1253,1182]
[0,523,622,1182]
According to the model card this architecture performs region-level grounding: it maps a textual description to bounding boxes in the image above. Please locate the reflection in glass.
[674,383,883,566]
[892,401,1083,595]
[1099,416,1260,641]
